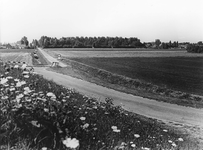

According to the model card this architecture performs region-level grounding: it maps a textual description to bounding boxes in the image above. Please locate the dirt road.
[35,67,203,127]
[35,49,203,143]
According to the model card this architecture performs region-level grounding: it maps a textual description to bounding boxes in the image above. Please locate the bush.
[186,44,203,53]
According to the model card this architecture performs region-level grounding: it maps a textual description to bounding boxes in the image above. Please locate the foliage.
[21,36,29,46]
[0,61,191,149]
[186,44,203,53]
[37,36,145,48]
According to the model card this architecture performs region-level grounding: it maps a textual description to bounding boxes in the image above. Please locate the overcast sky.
[0,0,203,43]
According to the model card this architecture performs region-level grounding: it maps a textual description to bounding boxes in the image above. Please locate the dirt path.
[35,67,203,127]
[35,49,203,144]
[37,48,67,67]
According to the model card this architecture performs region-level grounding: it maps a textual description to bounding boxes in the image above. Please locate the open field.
[0,49,35,53]
[0,49,49,66]
[0,61,197,150]
[68,57,203,96]
[0,53,32,66]
[47,49,203,58]
[47,48,186,51]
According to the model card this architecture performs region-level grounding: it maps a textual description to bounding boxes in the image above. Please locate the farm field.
[47,48,186,51]
[48,49,203,58]
[0,53,32,66]
[68,57,203,96]
[0,49,49,66]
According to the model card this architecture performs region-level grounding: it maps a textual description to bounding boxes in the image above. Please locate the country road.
[35,48,203,142]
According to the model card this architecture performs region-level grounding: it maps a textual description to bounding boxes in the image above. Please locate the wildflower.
[21,63,27,70]
[26,99,31,102]
[0,78,8,84]
[46,92,56,99]
[62,137,79,149]
[22,71,29,75]
[16,81,26,87]
[134,134,140,138]
[10,87,15,91]
[4,84,9,87]
[15,103,22,108]
[93,106,98,109]
[14,65,19,68]
[172,142,177,147]
[24,87,30,91]
[178,138,184,141]
[163,129,168,132]
[113,129,121,132]
[1,96,8,100]
[6,76,13,79]
[82,123,89,129]
[14,79,19,82]
[44,108,49,112]
[16,93,24,99]
[168,140,173,143]
[111,126,117,130]
[24,75,29,78]
[142,147,150,150]
[41,147,47,150]
[131,144,136,147]
[32,72,38,74]
[30,120,41,128]
[80,117,86,121]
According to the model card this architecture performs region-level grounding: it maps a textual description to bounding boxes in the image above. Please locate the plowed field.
[0,53,32,66]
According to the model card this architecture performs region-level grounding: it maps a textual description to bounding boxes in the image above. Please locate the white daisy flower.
[0,78,8,84]
[82,123,89,129]
[168,140,173,143]
[41,147,47,150]
[113,129,121,133]
[6,76,13,79]
[111,126,117,130]
[14,65,19,69]
[24,75,29,78]
[62,137,79,149]
[172,142,177,147]
[80,117,86,121]
[134,134,140,138]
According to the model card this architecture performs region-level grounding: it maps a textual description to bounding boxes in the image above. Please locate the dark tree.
[21,36,29,46]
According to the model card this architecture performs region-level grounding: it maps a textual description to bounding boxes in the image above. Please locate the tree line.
[11,36,202,53]
[186,42,203,53]
[31,36,145,48]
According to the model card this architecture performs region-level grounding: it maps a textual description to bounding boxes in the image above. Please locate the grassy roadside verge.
[31,49,50,66]
[49,58,203,108]
[0,62,200,149]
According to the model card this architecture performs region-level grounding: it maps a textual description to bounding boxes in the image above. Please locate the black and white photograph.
[0,0,203,149]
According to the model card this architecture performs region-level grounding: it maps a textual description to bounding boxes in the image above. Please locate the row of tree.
[144,40,179,49]
[31,36,145,48]
[18,36,203,53]
[186,44,203,53]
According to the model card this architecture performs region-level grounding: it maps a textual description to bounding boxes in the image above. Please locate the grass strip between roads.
[49,58,203,109]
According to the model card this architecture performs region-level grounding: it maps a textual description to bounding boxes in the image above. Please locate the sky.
[0,0,203,43]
